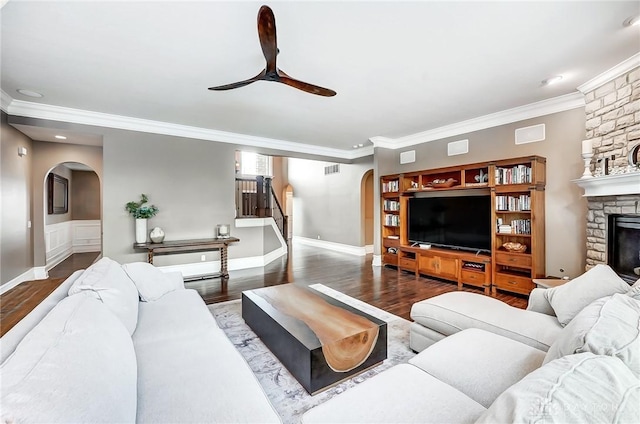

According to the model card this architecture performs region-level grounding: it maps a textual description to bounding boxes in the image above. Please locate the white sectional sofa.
[0,257,280,424]
[409,264,634,352]
[303,265,640,423]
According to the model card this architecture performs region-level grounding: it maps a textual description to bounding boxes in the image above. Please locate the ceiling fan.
[208,5,336,97]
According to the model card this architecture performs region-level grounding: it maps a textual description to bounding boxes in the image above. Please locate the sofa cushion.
[134,289,225,343]
[543,264,630,326]
[409,328,545,408]
[0,294,137,424]
[476,353,640,423]
[544,294,640,377]
[411,291,562,351]
[123,261,184,301]
[627,278,640,300]
[68,256,139,334]
[303,364,486,424]
[133,296,280,423]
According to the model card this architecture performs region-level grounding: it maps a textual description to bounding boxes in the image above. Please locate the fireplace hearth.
[608,214,640,283]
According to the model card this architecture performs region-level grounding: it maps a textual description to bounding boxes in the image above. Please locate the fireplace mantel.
[572,173,640,197]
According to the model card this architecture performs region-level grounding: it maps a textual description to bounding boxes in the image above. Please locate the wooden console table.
[133,237,239,280]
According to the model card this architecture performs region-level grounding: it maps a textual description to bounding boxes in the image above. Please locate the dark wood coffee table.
[242,285,387,394]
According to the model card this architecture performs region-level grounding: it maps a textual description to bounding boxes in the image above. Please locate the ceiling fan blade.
[208,70,266,91]
[278,72,337,97]
[257,5,278,72]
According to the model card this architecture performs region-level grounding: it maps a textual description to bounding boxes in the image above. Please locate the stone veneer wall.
[583,65,640,269]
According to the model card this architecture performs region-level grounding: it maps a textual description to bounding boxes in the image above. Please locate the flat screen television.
[408,194,492,253]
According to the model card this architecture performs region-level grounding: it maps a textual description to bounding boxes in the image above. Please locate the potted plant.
[125,194,159,243]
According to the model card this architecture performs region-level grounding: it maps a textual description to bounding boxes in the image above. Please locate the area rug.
[208,284,416,424]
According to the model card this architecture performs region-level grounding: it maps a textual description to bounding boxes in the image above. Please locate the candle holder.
[581,152,594,178]
[216,224,230,239]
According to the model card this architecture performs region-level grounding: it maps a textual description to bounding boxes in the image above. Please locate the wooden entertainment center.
[381,155,545,297]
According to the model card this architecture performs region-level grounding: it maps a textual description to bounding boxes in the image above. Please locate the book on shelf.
[383,199,400,211]
[384,214,400,227]
[495,165,532,185]
[382,180,400,193]
[495,194,531,211]
[498,225,513,234]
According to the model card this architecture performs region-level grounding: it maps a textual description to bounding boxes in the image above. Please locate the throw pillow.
[627,278,640,301]
[122,262,183,301]
[68,257,139,335]
[543,294,640,377]
[476,353,640,424]
[543,264,629,326]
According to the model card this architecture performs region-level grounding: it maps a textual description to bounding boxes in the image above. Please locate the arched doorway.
[361,170,374,250]
[43,162,102,271]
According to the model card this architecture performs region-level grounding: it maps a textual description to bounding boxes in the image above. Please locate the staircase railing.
[235,176,288,239]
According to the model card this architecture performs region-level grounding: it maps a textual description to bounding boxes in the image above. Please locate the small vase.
[135,218,148,243]
[150,227,165,243]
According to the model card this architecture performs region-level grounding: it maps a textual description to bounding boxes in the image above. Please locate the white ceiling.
[1,1,639,158]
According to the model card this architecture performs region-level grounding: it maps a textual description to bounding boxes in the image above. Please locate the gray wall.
[71,170,101,220]
[45,164,72,225]
[288,157,374,247]
[1,112,34,283]
[102,131,272,265]
[375,108,587,278]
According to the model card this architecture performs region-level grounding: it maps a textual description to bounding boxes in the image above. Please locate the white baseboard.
[157,245,288,277]
[0,266,49,295]
[372,254,382,267]
[33,267,48,279]
[293,236,367,256]
[46,247,73,271]
[365,244,374,254]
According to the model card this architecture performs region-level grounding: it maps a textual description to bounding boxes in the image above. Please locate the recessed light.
[541,75,563,86]
[358,143,364,147]
[623,15,640,27]
[353,145,358,149]
[54,135,67,140]
[16,89,43,98]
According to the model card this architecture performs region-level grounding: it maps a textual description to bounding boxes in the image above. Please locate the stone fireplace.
[584,193,640,281]
[576,64,640,280]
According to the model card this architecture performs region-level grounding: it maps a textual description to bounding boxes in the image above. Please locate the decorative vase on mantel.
[135,218,148,244]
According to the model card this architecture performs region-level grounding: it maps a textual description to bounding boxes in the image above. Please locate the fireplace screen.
[608,214,640,283]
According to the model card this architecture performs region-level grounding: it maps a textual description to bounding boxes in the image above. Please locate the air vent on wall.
[447,139,469,156]
[515,124,545,145]
[400,150,416,164]
[324,164,340,175]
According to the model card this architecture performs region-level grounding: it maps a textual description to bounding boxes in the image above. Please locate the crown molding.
[4,97,372,160]
[578,53,640,94]
[370,92,585,150]
[1,90,13,113]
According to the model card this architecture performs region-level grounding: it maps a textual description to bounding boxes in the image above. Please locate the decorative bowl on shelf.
[430,178,458,188]
[502,242,527,253]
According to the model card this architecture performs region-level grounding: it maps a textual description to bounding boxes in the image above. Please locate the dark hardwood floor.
[0,252,100,336]
[0,245,528,336]
[186,242,528,320]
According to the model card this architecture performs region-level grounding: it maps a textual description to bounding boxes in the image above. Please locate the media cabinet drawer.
[383,253,398,265]
[399,258,416,269]
[494,273,534,293]
[460,270,485,286]
[495,252,532,268]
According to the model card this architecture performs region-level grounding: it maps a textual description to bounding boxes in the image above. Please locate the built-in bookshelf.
[491,156,546,296]
[380,156,546,297]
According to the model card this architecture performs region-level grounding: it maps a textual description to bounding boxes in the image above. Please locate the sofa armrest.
[526,288,556,316]
[163,271,185,291]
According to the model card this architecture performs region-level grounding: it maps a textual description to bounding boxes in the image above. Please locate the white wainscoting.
[45,220,101,270]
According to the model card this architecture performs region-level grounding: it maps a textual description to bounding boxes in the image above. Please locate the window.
[239,151,272,176]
